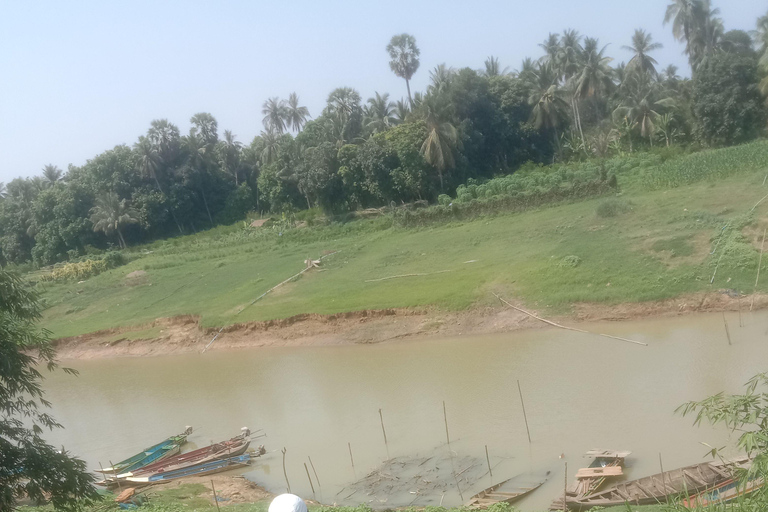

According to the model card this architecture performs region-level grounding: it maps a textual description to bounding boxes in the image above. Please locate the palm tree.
[757,11,768,98]
[147,119,180,163]
[364,92,397,134]
[190,112,219,146]
[524,62,570,150]
[259,129,281,165]
[325,87,362,143]
[394,99,410,123]
[428,64,456,94]
[419,100,458,192]
[387,33,420,107]
[41,165,63,186]
[0,182,5,199]
[134,136,163,191]
[182,130,214,224]
[262,97,287,134]
[558,29,583,82]
[483,56,509,77]
[89,192,139,249]
[517,57,537,82]
[539,33,561,64]
[572,37,613,144]
[655,113,675,147]
[219,130,243,185]
[689,0,723,69]
[614,88,673,147]
[623,29,663,78]
[285,93,310,132]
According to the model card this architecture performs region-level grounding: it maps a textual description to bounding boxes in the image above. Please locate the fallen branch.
[492,293,647,347]
[365,270,453,283]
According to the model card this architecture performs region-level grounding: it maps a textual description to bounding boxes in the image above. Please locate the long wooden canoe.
[564,459,748,511]
[96,427,192,475]
[124,454,251,484]
[467,470,551,508]
[682,477,764,508]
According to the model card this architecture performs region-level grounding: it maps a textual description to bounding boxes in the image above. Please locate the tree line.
[1,0,767,267]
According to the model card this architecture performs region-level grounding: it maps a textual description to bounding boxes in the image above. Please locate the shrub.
[40,259,108,282]
[559,255,582,268]
[101,251,125,269]
[596,198,631,218]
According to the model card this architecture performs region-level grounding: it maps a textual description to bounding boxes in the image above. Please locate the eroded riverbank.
[53,290,768,359]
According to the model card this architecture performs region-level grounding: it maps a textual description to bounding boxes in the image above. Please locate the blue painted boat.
[97,427,192,475]
[124,454,251,484]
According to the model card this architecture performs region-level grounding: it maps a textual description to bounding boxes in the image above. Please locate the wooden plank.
[576,467,623,478]
[585,450,632,459]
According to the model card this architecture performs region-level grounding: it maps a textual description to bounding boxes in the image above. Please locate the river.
[42,310,768,511]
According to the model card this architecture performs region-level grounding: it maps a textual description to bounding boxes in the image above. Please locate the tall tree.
[420,99,458,192]
[483,56,509,77]
[89,192,139,248]
[572,37,613,143]
[623,29,663,77]
[428,64,456,94]
[364,92,397,134]
[262,97,287,134]
[218,130,244,185]
[134,136,163,191]
[394,99,410,123]
[325,87,363,144]
[539,33,561,65]
[525,62,570,150]
[664,0,697,64]
[387,33,421,107]
[147,119,180,164]
[285,93,310,132]
[190,112,219,146]
[1,270,99,511]
[41,164,63,186]
[689,0,724,70]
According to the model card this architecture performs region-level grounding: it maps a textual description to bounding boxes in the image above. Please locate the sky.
[0,0,765,183]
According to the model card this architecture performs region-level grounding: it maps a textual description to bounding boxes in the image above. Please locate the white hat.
[268,494,307,512]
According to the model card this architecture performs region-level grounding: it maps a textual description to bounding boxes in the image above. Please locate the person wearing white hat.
[268,494,307,512]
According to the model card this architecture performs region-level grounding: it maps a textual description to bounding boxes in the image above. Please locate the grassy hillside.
[37,141,768,339]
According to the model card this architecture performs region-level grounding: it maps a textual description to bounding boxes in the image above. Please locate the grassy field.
[36,141,768,339]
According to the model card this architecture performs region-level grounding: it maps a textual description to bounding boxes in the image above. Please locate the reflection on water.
[43,310,768,510]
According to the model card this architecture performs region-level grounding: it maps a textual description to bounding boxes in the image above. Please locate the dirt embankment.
[51,289,768,360]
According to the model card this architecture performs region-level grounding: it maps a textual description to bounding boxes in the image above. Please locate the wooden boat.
[119,436,250,479]
[549,450,630,510]
[682,477,764,508]
[467,470,551,508]
[96,427,192,475]
[124,454,251,484]
[563,459,749,510]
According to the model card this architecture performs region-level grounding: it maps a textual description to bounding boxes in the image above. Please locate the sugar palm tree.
[41,165,63,186]
[262,97,287,134]
[285,93,310,133]
[483,56,509,77]
[325,87,362,143]
[147,119,180,164]
[387,33,420,107]
[364,92,397,134]
[89,192,139,249]
[190,112,219,146]
[623,29,663,78]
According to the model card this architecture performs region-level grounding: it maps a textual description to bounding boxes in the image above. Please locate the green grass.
[35,142,768,339]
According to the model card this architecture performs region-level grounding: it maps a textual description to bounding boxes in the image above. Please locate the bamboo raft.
[467,470,551,508]
[549,450,630,510]
[563,459,749,510]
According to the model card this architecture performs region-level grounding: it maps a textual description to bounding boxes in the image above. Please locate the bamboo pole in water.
[443,401,451,449]
[752,228,767,311]
[304,463,316,498]
[348,443,356,479]
[518,380,532,445]
[308,456,321,488]
[485,445,493,484]
[379,408,390,460]
[281,448,291,493]
[723,313,732,345]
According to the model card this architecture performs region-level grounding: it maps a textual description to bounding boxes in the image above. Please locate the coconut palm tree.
[134,136,163,191]
[558,29,583,82]
[285,93,310,133]
[524,62,570,150]
[419,99,458,192]
[219,130,243,185]
[517,57,537,82]
[614,87,673,147]
[665,0,698,63]
[0,182,5,199]
[572,38,613,143]
[539,33,561,65]
[41,165,63,187]
[89,192,139,249]
[262,97,287,134]
[394,99,410,123]
[428,64,456,94]
[483,56,509,77]
[259,129,281,165]
[623,29,663,78]
[689,0,723,69]
[364,92,397,134]
[387,33,420,107]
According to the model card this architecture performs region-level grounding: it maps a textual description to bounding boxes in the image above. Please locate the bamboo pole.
[308,456,321,488]
[723,313,732,346]
[518,380,532,445]
[738,295,743,327]
[493,293,647,346]
[348,443,356,479]
[304,463,316,498]
[485,445,493,483]
[108,461,122,492]
[563,461,568,512]
[379,408,390,460]
[211,480,221,512]
[752,228,767,311]
[443,401,451,449]
[281,448,291,493]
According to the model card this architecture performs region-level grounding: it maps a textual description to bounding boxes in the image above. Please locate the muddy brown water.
[43,311,768,510]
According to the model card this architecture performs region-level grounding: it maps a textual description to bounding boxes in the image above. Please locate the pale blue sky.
[0,0,765,183]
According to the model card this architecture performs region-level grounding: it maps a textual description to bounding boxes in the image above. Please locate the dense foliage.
[1,1,767,268]
[0,270,98,510]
